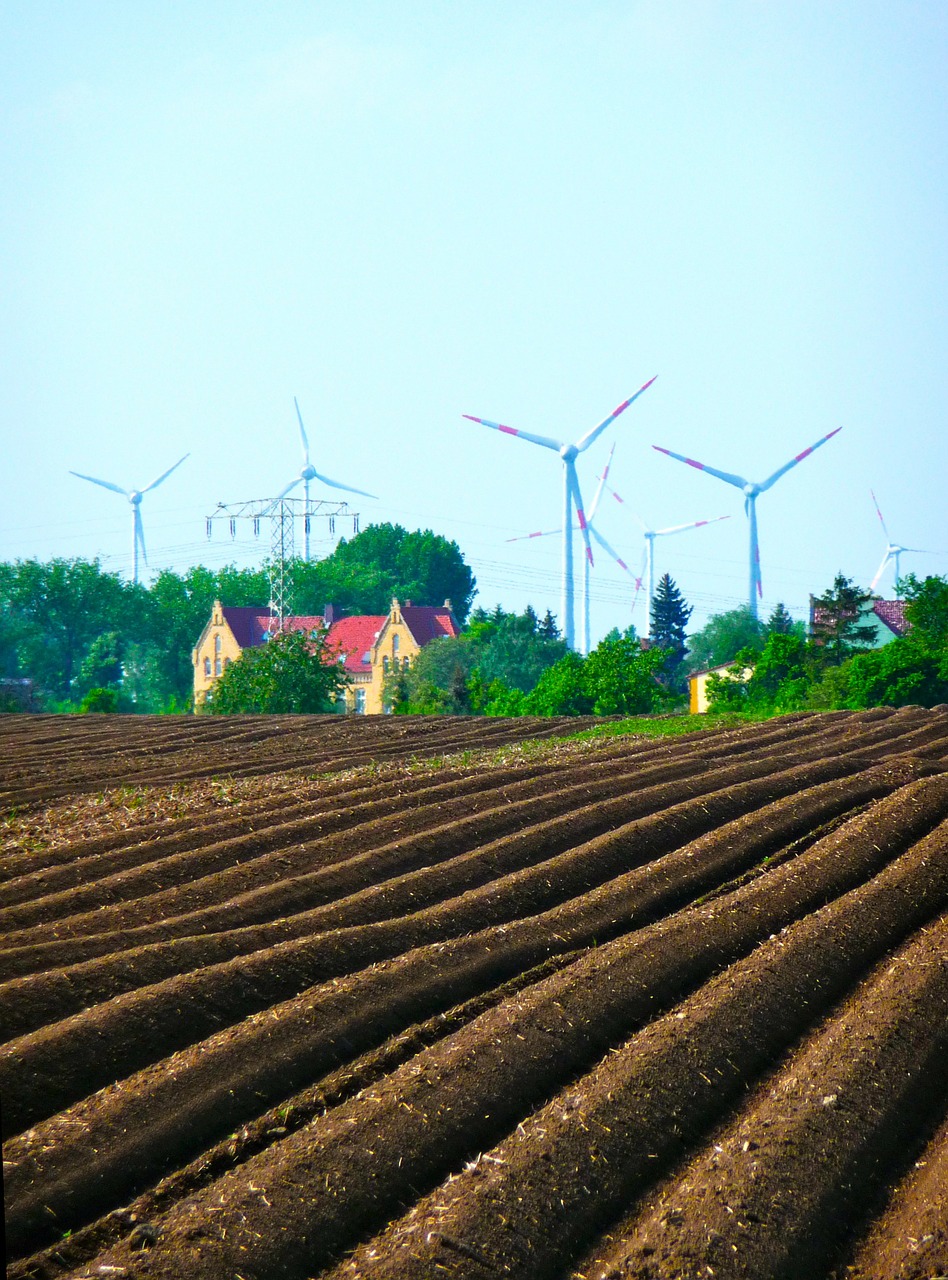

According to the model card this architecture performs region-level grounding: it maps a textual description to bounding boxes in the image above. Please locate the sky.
[2,1,946,647]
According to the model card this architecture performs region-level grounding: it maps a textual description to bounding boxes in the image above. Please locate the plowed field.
[2,707,948,1280]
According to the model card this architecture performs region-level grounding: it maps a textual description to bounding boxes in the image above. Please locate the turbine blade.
[655,514,731,537]
[142,454,189,493]
[309,469,378,499]
[69,470,128,497]
[575,375,657,453]
[870,489,892,543]
[505,528,562,542]
[463,414,562,452]
[589,524,630,573]
[134,506,148,567]
[566,463,594,568]
[276,477,302,500]
[758,427,841,493]
[294,397,311,465]
[870,549,893,592]
[652,446,748,490]
[587,443,615,522]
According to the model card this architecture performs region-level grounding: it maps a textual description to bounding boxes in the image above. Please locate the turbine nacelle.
[559,443,579,463]
[129,491,143,506]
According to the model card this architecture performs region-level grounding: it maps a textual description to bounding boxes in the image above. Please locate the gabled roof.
[871,599,911,637]
[326,615,387,674]
[221,607,274,649]
[401,604,460,647]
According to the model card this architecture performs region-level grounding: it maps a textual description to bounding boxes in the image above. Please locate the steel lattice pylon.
[205,498,361,631]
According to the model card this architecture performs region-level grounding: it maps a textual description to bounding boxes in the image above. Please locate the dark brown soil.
[2,708,947,1280]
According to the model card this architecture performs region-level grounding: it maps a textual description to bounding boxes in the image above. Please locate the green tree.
[810,574,877,666]
[764,601,799,637]
[523,651,592,716]
[205,628,347,714]
[649,574,693,691]
[583,629,671,715]
[0,558,145,702]
[686,607,763,674]
[321,524,476,621]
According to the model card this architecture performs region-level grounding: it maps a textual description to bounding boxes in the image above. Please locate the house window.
[382,655,390,673]
[214,634,222,655]
[403,656,410,670]
[355,688,366,714]
[214,658,222,677]
[204,657,211,677]
[392,634,400,657]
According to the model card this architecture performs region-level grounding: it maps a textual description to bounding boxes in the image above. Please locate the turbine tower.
[652,427,841,619]
[869,490,926,595]
[69,454,189,584]
[602,475,731,637]
[464,376,657,649]
[277,397,377,559]
[506,444,636,654]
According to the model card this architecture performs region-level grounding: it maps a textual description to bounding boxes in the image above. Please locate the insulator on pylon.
[206,518,212,539]
[353,516,359,533]
[329,516,335,535]
[229,518,236,538]
[305,515,311,534]
[253,517,260,537]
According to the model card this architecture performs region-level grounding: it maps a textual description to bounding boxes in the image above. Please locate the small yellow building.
[688,662,751,714]
[192,598,460,713]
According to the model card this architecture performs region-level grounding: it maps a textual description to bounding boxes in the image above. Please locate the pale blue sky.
[2,1,946,642]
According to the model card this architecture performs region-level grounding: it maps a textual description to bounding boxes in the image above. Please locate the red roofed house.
[808,596,911,648]
[192,598,460,713]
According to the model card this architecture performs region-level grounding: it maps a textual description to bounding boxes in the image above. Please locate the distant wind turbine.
[869,490,928,595]
[652,428,841,619]
[506,444,637,654]
[599,470,730,637]
[69,454,189,584]
[465,377,657,649]
[277,398,378,559]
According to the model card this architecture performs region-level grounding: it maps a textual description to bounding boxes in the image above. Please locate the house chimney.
[323,604,335,626]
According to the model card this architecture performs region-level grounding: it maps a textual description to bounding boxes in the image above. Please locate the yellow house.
[192,598,460,713]
[689,662,752,714]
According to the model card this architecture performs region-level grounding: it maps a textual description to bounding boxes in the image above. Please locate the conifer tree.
[650,574,693,692]
[810,574,877,666]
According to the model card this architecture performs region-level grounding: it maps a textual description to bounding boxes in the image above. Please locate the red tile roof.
[872,599,911,637]
[401,605,460,646]
[325,615,387,674]
[221,607,274,649]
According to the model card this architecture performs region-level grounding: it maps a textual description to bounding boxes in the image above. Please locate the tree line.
[0,524,475,712]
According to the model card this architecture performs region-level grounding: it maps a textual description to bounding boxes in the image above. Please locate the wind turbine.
[277,397,378,560]
[464,376,657,649]
[652,427,841,619]
[869,490,927,595]
[506,444,637,654]
[69,454,189,584]
[599,474,730,637]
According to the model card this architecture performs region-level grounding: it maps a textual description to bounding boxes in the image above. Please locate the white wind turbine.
[506,445,638,654]
[869,490,927,595]
[653,427,841,619]
[598,470,730,638]
[69,454,190,584]
[465,377,657,649]
[276,397,378,559]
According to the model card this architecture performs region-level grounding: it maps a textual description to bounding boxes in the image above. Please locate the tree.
[319,524,476,622]
[204,628,347,714]
[583,629,671,715]
[649,574,693,692]
[686,607,763,674]
[810,574,877,666]
[764,601,799,637]
[523,651,592,716]
[0,558,145,702]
